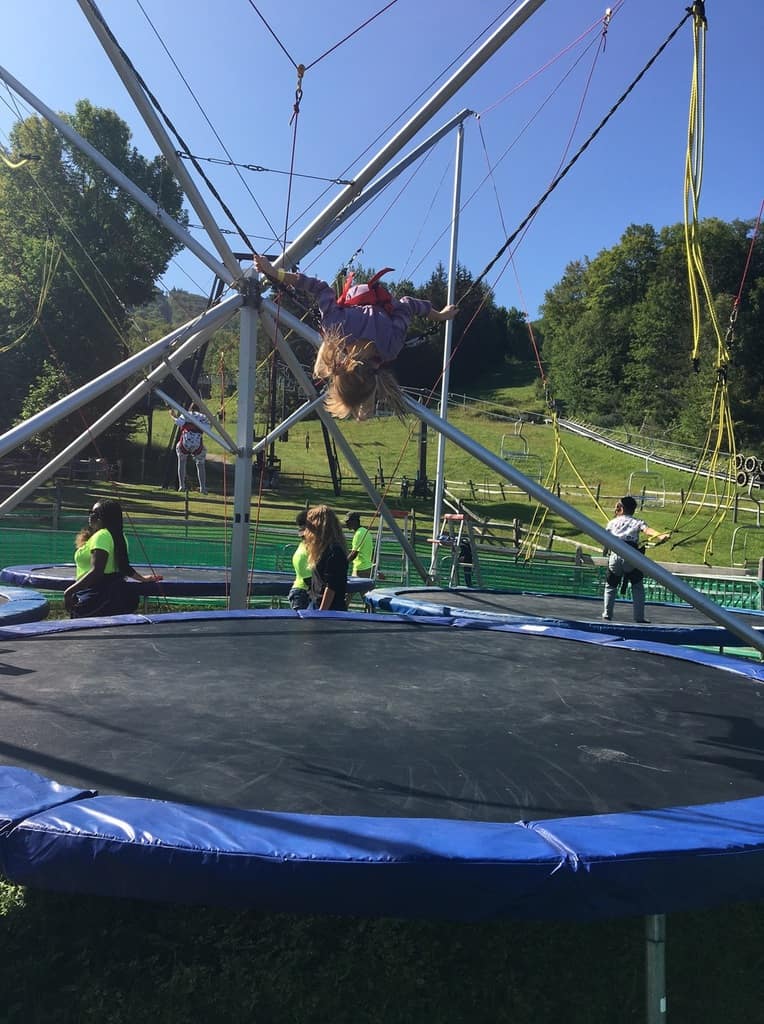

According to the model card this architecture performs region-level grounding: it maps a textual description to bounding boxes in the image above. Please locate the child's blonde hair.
[303,504,347,569]
[313,326,406,421]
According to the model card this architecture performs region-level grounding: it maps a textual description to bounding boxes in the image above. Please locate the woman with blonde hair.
[301,505,348,611]
[254,254,457,421]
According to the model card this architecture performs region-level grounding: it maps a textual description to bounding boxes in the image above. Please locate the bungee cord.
[668,1,739,562]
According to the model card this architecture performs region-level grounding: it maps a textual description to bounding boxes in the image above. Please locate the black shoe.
[634,619,651,624]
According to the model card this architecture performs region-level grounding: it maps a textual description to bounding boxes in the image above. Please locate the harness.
[336,267,395,315]
[178,421,204,456]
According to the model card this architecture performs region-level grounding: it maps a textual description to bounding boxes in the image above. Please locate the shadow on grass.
[1,880,763,1023]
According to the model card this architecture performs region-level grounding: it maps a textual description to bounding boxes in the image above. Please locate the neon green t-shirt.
[350,526,374,575]
[291,541,311,590]
[74,528,117,579]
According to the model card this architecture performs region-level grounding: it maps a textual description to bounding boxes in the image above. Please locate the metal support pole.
[318,109,473,242]
[252,395,326,452]
[0,313,235,513]
[646,914,667,1024]
[431,122,465,573]
[0,295,241,459]
[76,0,242,282]
[404,395,764,655]
[228,299,258,609]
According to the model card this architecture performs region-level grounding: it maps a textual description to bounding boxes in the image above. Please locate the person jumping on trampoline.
[602,496,670,623]
[254,254,458,420]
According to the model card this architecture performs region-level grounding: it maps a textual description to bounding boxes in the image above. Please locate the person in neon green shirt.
[344,511,374,578]
[64,499,161,618]
[288,510,312,610]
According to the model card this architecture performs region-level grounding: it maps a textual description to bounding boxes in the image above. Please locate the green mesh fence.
[0,526,294,573]
[1,526,760,610]
[645,576,763,611]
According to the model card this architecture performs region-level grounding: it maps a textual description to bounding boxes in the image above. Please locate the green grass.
[1,880,763,1022]
[82,401,756,569]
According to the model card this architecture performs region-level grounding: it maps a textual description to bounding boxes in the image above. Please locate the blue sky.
[2,0,762,319]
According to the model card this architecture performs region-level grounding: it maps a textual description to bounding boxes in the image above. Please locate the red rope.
[733,199,763,309]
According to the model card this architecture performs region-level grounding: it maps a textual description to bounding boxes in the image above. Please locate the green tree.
[0,100,186,449]
[539,219,764,445]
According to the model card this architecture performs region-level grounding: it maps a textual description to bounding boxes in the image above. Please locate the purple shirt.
[295,273,432,363]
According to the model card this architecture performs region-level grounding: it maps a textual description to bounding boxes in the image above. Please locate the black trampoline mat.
[388,587,764,628]
[1,616,763,822]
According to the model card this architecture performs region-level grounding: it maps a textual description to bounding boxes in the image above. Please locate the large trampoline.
[1,610,764,922]
[0,563,374,598]
[366,586,764,648]
[0,585,48,625]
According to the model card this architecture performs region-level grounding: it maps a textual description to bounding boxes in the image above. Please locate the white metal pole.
[252,396,326,452]
[646,915,667,1024]
[0,314,230,513]
[280,0,548,269]
[430,122,465,573]
[0,64,234,285]
[0,295,241,459]
[404,395,764,655]
[228,297,259,609]
[76,0,242,282]
[318,110,474,243]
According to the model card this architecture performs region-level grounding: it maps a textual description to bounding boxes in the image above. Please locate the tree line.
[539,220,763,449]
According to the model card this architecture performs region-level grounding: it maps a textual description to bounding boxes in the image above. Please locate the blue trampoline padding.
[2,767,764,920]
[0,564,375,598]
[0,767,93,834]
[0,586,49,625]
[523,798,764,919]
[0,789,559,920]
[453,620,764,680]
[0,607,417,639]
[366,587,764,648]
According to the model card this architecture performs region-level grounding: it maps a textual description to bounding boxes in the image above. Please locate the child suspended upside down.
[254,254,458,420]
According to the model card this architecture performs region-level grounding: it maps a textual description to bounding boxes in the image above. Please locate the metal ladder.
[436,513,481,587]
[374,509,416,584]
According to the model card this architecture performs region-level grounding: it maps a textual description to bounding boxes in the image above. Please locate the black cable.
[463,9,693,303]
[82,0,264,254]
[136,0,280,242]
